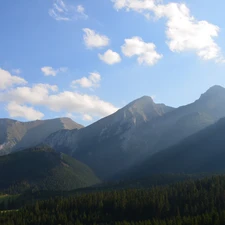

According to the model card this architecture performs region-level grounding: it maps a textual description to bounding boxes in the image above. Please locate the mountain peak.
[139,95,154,101]
[116,95,174,125]
[126,96,154,108]
[204,85,225,95]
[199,85,225,101]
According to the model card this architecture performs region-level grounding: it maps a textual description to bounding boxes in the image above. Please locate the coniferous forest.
[1,175,225,225]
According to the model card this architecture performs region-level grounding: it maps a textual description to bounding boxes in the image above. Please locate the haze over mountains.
[124,117,225,179]
[45,85,225,179]
[1,85,225,181]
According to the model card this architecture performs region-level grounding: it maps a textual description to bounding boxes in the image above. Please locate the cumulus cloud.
[0,84,58,105]
[6,102,44,120]
[98,49,122,65]
[49,0,88,21]
[83,28,110,48]
[0,68,27,90]
[45,92,118,117]
[121,37,163,65]
[113,0,224,62]
[0,83,118,120]
[41,66,67,76]
[71,72,101,89]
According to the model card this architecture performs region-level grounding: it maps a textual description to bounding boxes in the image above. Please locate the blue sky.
[0,0,225,125]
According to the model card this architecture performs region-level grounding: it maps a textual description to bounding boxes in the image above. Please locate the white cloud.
[156,3,223,62]
[112,0,224,62]
[121,37,163,65]
[71,72,101,89]
[0,68,27,90]
[45,92,118,117]
[41,66,67,76]
[82,114,93,121]
[0,83,118,120]
[98,49,122,65]
[83,28,110,48]
[6,102,44,120]
[0,84,58,105]
[49,0,88,21]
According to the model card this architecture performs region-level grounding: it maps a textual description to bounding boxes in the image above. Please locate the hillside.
[0,117,83,155]
[45,85,225,179]
[124,117,225,179]
[0,146,100,193]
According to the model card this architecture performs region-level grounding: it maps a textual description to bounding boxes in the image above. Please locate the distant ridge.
[0,117,83,155]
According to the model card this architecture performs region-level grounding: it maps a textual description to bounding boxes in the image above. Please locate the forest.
[1,175,225,225]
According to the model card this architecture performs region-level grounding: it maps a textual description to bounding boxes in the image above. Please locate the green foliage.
[0,173,202,211]
[1,175,225,224]
[0,146,100,194]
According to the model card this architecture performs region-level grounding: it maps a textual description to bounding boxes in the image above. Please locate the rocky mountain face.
[123,117,225,179]
[45,85,225,179]
[0,117,83,155]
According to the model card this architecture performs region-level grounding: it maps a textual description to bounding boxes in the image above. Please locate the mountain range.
[1,85,225,181]
[45,85,225,179]
[0,117,83,155]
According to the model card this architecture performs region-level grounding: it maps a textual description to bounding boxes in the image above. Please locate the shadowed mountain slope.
[0,146,100,193]
[123,117,225,179]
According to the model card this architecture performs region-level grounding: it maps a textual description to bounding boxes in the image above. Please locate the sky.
[0,0,225,125]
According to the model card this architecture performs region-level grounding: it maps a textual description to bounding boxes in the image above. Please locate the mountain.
[45,86,225,179]
[115,85,225,161]
[0,146,100,193]
[45,96,174,178]
[123,116,225,179]
[0,117,83,155]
